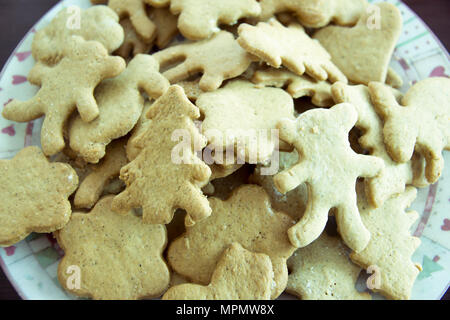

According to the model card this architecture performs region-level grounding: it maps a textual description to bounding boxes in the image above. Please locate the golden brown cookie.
[259,0,368,28]
[274,103,384,252]
[57,196,169,300]
[331,82,418,207]
[168,185,296,298]
[313,3,402,85]
[287,233,371,300]
[32,6,124,64]
[197,80,295,164]
[74,139,128,209]
[3,36,126,156]
[154,31,254,91]
[369,77,450,183]
[68,54,168,163]
[112,86,211,225]
[252,68,334,107]
[238,19,347,83]
[352,183,421,300]
[170,0,261,40]
[0,147,78,246]
[164,243,273,300]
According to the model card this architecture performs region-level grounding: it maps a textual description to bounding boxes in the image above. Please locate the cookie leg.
[335,201,371,253]
[41,107,73,156]
[287,199,329,248]
[420,144,444,183]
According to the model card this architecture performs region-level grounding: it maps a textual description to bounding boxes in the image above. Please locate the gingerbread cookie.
[154,31,254,91]
[164,243,273,300]
[74,139,128,209]
[168,185,296,298]
[0,147,78,246]
[331,82,417,207]
[313,3,402,85]
[259,0,368,28]
[57,196,169,300]
[112,86,212,225]
[3,36,125,156]
[197,80,295,164]
[32,6,124,64]
[369,77,450,183]
[274,103,384,252]
[252,68,334,107]
[68,54,168,163]
[287,233,371,300]
[170,0,261,40]
[352,183,421,300]
[238,20,347,83]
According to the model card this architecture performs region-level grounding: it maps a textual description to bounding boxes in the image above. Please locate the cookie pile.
[1,0,449,300]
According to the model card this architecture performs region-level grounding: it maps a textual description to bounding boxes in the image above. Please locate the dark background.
[0,0,449,300]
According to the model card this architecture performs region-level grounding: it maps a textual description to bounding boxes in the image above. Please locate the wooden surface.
[0,0,449,300]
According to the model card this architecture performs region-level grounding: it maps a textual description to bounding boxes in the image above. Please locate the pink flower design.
[3,98,13,107]
[441,219,450,231]
[429,66,449,78]
[12,75,27,85]
[15,51,31,62]
[1,125,15,136]
[4,246,16,256]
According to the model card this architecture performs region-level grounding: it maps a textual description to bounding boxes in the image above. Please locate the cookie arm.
[2,98,44,122]
[273,162,309,194]
[418,137,445,183]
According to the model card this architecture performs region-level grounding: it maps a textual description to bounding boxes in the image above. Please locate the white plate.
[0,0,449,300]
